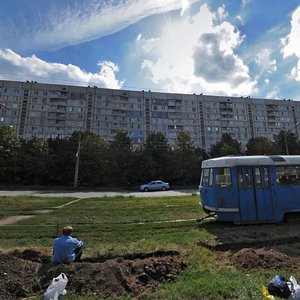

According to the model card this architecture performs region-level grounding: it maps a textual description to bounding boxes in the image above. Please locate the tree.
[109,130,133,185]
[78,132,111,186]
[19,137,49,185]
[47,136,79,185]
[143,131,172,181]
[0,125,21,183]
[209,134,242,157]
[172,131,198,185]
[129,145,156,183]
[273,130,300,155]
[246,137,275,155]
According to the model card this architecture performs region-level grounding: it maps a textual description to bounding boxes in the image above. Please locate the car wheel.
[144,187,149,192]
[161,186,166,191]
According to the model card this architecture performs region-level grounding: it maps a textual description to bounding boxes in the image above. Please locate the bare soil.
[0,249,186,299]
[2,220,300,299]
[199,220,300,271]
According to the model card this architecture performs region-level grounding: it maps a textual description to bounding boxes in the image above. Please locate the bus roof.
[201,155,300,168]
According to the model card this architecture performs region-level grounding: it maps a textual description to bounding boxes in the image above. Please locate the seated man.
[51,226,84,264]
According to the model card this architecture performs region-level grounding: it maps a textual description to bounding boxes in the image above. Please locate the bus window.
[201,168,213,187]
[276,166,285,185]
[237,167,252,188]
[264,167,270,188]
[237,167,243,189]
[276,165,300,185]
[245,167,252,188]
[215,167,231,187]
[254,167,262,188]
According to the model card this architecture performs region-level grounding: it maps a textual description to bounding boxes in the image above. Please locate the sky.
[0,0,300,100]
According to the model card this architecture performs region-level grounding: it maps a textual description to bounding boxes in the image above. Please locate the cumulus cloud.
[290,61,300,81]
[0,49,122,88]
[137,4,257,95]
[255,49,277,74]
[0,0,199,52]
[214,5,228,21]
[281,6,300,80]
[266,86,280,99]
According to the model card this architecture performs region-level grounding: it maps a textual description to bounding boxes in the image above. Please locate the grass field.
[0,194,290,299]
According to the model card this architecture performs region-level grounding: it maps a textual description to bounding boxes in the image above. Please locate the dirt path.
[0,198,84,226]
[0,215,35,225]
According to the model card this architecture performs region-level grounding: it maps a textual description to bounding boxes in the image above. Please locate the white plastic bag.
[44,273,68,300]
[288,276,300,300]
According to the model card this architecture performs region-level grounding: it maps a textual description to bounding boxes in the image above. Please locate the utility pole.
[0,103,9,110]
[73,131,81,188]
[284,122,300,155]
[284,131,289,155]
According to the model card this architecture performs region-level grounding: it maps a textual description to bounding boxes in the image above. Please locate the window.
[254,167,262,188]
[215,168,232,187]
[276,166,300,185]
[264,167,270,188]
[201,168,213,187]
[238,167,252,189]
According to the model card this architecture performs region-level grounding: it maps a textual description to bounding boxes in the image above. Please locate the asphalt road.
[0,189,199,198]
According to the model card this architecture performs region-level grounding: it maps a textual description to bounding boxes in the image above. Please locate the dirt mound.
[232,248,300,270]
[0,249,186,299]
[198,221,300,272]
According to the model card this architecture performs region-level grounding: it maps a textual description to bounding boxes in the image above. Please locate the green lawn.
[0,195,76,217]
[0,195,295,299]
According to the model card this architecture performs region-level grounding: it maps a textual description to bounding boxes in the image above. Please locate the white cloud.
[235,15,245,26]
[241,0,249,8]
[0,0,199,52]
[281,6,300,81]
[255,49,277,74]
[290,60,300,81]
[266,86,280,99]
[0,49,122,88]
[136,4,257,96]
[214,5,228,21]
[180,0,191,16]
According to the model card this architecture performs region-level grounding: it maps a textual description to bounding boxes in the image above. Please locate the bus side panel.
[200,187,217,212]
[273,186,300,221]
[239,188,257,222]
[200,186,240,222]
[255,187,274,222]
[215,169,240,222]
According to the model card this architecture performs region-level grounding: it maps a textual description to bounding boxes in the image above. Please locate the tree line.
[0,125,299,187]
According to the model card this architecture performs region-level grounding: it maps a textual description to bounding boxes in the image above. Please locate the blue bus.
[199,155,300,224]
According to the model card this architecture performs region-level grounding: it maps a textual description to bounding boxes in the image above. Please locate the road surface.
[0,189,199,198]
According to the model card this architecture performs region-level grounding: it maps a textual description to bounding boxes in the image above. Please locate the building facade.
[0,80,300,152]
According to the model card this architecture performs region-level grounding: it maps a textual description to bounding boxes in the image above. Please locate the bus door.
[237,166,274,223]
[253,166,274,222]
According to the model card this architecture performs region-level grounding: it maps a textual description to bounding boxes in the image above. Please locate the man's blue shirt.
[51,235,83,264]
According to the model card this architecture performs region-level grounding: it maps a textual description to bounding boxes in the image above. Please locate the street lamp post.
[73,131,81,188]
[284,122,300,155]
[284,131,289,155]
[0,103,9,110]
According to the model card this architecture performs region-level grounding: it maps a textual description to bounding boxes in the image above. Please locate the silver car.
[139,180,170,192]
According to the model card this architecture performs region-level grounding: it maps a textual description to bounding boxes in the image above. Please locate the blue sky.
[1,0,300,100]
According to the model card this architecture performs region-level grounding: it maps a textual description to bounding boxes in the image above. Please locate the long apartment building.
[0,80,300,152]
